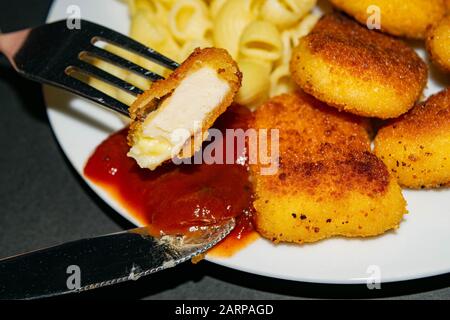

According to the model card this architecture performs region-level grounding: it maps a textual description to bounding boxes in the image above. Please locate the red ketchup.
[84,106,258,257]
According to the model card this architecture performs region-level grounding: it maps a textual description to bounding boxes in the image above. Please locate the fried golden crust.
[128,48,242,157]
[374,88,450,189]
[290,13,428,119]
[426,15,450,73]
[251,92,407,244]
[330,0,447,39]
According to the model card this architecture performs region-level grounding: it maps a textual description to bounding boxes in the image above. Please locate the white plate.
[44,0,450,284]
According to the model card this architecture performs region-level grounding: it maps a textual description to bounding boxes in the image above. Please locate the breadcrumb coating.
[251,92,407,244]
[330,0,447,39]
[127,48,242,167]
[426,15,450,73]
[290,13,427,119]
[374,88,450,189]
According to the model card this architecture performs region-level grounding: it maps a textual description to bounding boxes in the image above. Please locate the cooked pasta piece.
[276,13,320,67]
[130,11,166,50]
[126,0,169,27]
[130,12,179,75]
[260,0,317,29]
[122,0,134,15]
[213,0,262,58]
[289,12,321,47]
[168,0,212,44]
[121,0,319,110]
[235,59,271,109]
[277,29,294,66]
[239,20,283,62]
[179,38,214,61]
[270,64,297,97]
[159,0,178,9]
[210,0,228,17]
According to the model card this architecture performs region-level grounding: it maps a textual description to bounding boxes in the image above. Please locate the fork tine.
[6,19,179,117]
[93,32,179,71]
[60,75,130,116]
[84,47,164,81]
[69,60,144,96]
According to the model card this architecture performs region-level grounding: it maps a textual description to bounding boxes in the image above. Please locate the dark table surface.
[0,0,449,300]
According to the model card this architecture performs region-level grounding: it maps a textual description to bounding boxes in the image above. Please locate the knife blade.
[0,219,235,299]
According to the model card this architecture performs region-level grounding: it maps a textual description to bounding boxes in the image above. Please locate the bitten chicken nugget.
[426,15,450,73]
[127,48,242,170]
[290,13,428,119]
[251,92,407,244]
[374,89,450,189]
[329,0,447,39]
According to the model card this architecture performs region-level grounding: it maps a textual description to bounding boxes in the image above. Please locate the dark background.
[0,0,449,300]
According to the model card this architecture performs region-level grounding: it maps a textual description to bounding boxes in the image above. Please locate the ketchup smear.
[84,106,258,257]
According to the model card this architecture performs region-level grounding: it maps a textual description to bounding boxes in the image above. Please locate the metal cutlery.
[0,219,235,299]
[0,19,236,299]
[0,19,179,116]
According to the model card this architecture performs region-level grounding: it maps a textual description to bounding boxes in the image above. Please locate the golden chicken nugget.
[290,13,428,119]
[329,0,447,39]
[251,92,407,244]
[374,88,450,189]
[426,15,450,73]
[127,48,242,170]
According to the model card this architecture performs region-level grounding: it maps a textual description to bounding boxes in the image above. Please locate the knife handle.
[0,230,176,299]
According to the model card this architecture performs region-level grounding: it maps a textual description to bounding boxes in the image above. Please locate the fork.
[0,19,179,116]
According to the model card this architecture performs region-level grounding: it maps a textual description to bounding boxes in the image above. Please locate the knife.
[0,219,235,299]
